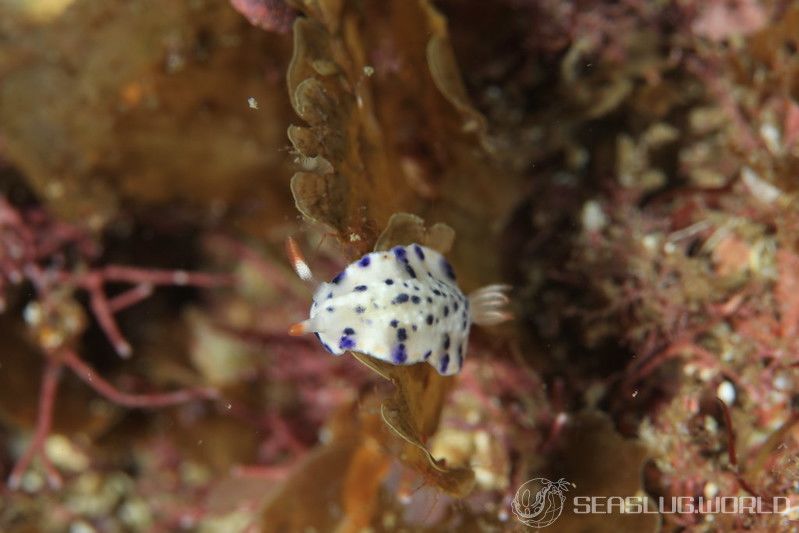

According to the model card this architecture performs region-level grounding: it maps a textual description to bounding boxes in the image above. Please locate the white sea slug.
[288,243,511,376]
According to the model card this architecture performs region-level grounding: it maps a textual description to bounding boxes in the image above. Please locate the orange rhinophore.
[285,236,314,282]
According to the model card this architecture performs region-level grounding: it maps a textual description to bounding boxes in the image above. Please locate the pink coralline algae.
[229,0,296,33]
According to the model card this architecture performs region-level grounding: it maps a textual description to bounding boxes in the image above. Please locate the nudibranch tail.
[469,284,513,326]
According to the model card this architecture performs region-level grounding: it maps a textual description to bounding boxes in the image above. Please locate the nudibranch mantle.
[290,243,511,376]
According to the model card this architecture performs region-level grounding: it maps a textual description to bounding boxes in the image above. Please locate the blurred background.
[0,0,798,531]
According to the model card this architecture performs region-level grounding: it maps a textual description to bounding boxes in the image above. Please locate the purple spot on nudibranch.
[326,306,334,312]
[397,328,407,341]
[443,334,450,349]
[443,306,449,317]
[441,258,456,280]
[355,305,366,314]
[343,327,355,335]
[385,279,394,285]
[414,245,425,260]
[392,293,409,304]
[392,344,407,363]
[392,246,407,261]
[440,354,450,373]
[332,271,345,284]
[405,264,417,278]
[390,319,398,328]
[358,256,371,267]
[426,314,433,325]
[354,285,367,292]
[327,292,333,299]
[423,350,432,360]
[412,324,417,331]
[339,336,356,350]
[411,295,421,304]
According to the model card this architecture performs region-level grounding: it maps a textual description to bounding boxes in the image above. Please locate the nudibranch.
[288,242,511,376]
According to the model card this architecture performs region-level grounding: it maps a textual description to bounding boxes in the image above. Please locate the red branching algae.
[1,195,226,489]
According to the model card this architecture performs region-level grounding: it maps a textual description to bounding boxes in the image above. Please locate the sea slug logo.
[511,477,572,528]
[509,477,795,528]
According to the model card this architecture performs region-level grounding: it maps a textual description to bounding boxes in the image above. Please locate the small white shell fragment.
[306,244,469,375]
[774,373,792,391]
[704,481,719,499]
[716,380,736,405]
[247,97,258,109]
[581,200,607,233]
[759,122,781,154]
[741,166,781,204]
